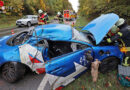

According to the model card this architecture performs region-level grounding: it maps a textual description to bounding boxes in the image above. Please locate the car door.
[44,46,93,89]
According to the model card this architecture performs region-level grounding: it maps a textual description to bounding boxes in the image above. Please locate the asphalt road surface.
[0,19,76,37]
[0,26,36,37]
[0,71,45,90]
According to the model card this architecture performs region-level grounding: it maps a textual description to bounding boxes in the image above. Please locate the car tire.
[27,22,31,27]
[1,62,26,83]
[99,57,120,73]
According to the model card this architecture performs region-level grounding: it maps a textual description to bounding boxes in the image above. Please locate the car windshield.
[6,30,34,46]
[72,28,93,45]
[22,15,32,19]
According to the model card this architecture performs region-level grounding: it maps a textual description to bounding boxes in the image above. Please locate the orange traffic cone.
[11,29,15,35]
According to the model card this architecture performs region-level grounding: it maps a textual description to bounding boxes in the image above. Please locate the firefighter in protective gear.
[116,18,130,46]
[107,18,130,66]
[56,12,63,23]
[44,12,49,23]
[38,9,47,24]
[107,25,122,43]
[116,18,130,66]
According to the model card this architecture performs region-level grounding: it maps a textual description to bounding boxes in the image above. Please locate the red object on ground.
[36,68,46,74]
[55,86,63,90]
[0,1,4,7]
[11,30,15,35]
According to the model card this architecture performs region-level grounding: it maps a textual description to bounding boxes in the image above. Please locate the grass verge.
[74,16,90,31]
[0,16,21,29]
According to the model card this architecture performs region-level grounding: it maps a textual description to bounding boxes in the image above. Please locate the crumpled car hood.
[82,13,119,45]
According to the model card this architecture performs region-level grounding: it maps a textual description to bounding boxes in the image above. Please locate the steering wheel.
[13,36,22,45]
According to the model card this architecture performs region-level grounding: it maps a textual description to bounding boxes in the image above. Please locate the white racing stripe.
[19,44,45,73]
[37,62,87,90]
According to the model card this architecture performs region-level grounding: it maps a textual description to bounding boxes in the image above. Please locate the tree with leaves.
[79,0,130,23]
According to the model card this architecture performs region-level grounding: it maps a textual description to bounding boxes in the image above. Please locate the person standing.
[106,18,130,66]
[116,18,130,66]
[38,9,47,24]
[57,12,63,22]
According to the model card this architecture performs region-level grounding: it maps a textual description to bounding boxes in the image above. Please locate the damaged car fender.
[92,46,124,62]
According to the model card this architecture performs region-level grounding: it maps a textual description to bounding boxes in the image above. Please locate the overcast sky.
[68,0,79,12]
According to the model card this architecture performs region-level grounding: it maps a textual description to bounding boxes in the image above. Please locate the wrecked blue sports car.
[0,13,124,84]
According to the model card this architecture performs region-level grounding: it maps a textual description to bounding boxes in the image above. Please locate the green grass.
[63,16,130,90]
[74,16,90,31]
[64,71,129,90]
[0,16,21,29]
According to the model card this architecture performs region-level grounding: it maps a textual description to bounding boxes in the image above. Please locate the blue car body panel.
[45,48,93,77]
[33,24,72,41]
[0,36,21,65]
[92,46,124,61]
[82,13,119,44]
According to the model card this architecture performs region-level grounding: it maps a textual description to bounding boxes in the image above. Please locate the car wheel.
[27,22,31,27]
[99,57,120,73]
[1,62,26,83]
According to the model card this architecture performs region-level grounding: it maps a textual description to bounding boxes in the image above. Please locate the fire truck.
[63,10,77,21]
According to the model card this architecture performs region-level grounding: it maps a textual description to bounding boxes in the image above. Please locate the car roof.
[33,24,73,41]
[82,13,119,45]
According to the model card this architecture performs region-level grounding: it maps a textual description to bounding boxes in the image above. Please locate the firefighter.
[107,18,130,46]
[38,9,47,24]
[44,12,49,23]
[56,12,63,22]
[116,18,130,66]
[116,18,130,47]
[107,18,130,66]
